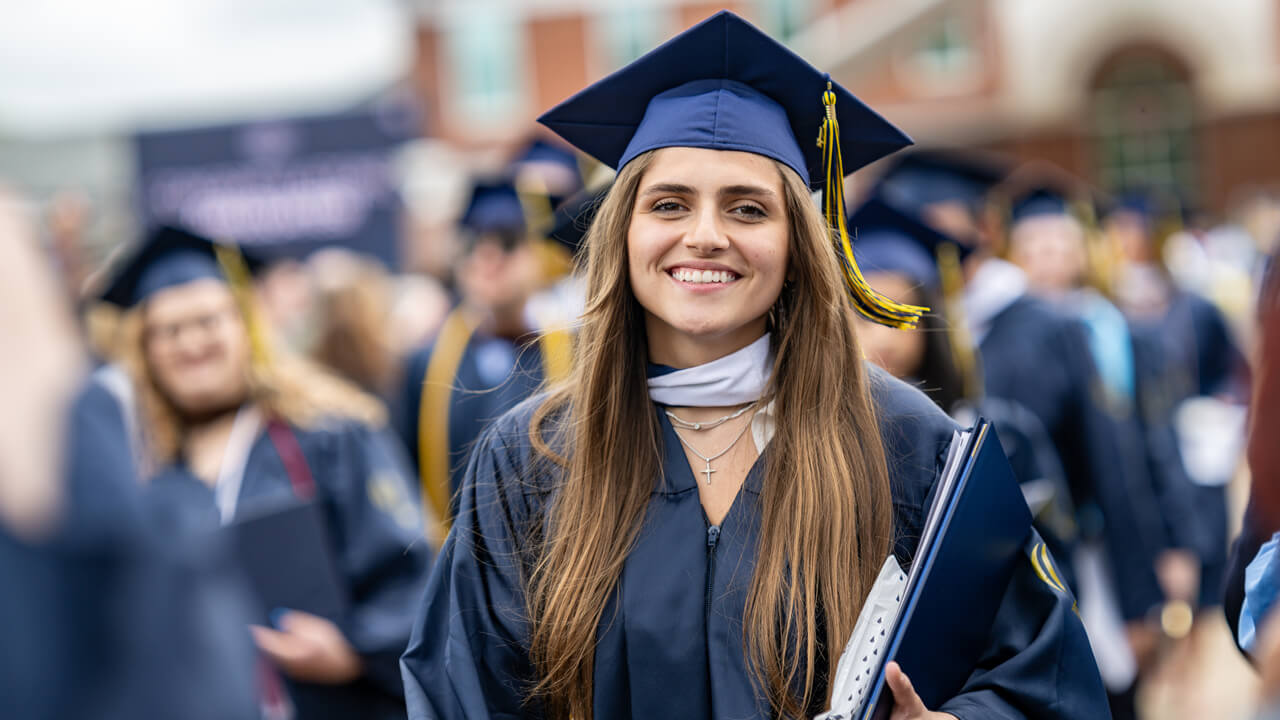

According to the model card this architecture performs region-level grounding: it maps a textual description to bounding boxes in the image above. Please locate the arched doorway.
[1088,46,1198,202]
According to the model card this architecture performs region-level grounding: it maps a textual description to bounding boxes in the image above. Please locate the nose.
[683,204,729,254]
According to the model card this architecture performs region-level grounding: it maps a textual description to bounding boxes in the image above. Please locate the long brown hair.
[527,149,894,718]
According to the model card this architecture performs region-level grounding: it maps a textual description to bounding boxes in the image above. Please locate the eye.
[652,199,687,214]
[729,203,767,220]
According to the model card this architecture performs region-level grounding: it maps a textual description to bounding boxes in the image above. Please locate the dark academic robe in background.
[149,417,433,720]
[401,366,1109,719]
[396,331,549,503]
[0,381,261,720]
[979,293,1167,621]
[1132,291,1248,609]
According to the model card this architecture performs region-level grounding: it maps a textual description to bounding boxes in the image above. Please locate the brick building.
[411,0,1280,213]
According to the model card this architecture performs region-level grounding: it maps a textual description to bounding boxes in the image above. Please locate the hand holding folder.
[819,420,1033,720]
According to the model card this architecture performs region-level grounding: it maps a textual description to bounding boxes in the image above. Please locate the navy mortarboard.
[514,138,583,193]
[547,182,611,255]
[849,195,971,293]
[459,179,527,240]
[538,9,926,329]
[875,149,1008,216]
[99,225,263,308]
[1009,185,1072,224]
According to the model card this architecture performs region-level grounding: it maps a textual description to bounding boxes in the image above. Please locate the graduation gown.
[1131,291,1248,608]
[400,366,1108,719]
[980,293,1166,621]
[150,416,432,720]
[0,380,261,720]
[396,330,549,504]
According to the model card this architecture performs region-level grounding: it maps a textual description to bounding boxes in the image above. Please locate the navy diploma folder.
[862,421,1033,719]
[226,498,348,624]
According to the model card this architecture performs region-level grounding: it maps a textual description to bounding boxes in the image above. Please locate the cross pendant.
[701,461,716,485]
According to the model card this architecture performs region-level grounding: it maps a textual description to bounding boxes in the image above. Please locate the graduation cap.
[99,225,263,308]
[875,149,1008,214]
[459,179,527,240]
[547,183,611,254]
[538,10,925,329]
[1008,186,1071,225]
[514,138,583,185]
[849,196,971,293]
[99,224,272,365]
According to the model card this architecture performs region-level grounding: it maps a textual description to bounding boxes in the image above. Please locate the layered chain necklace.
[668,402,757,485]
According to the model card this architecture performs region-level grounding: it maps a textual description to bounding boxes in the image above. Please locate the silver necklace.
[671,412,755,485]
[665,401,757,431]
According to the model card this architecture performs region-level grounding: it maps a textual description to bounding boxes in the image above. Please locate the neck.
[469,301,529,340]
[646,320,767,369]
[180,396,250,430]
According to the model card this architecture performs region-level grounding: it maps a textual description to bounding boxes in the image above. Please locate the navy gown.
[401,366,1108,719]
[397,330,549,503]
[980,293,1167,621]
[0,381,261,720]
[150,416,433,720]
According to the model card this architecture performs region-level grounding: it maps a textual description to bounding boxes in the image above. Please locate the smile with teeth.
[669,268,739,284]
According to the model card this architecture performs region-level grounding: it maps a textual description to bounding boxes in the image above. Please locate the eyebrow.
[638,182,778,200]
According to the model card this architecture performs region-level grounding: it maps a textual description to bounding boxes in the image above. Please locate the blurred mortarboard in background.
[875,149,1008,214]
[514,139,583,186]
[547,182,611,255]
[99,225,262,308]
[992,161,1107,228]
[849,195,971,293]
[537,10,911,189]
[459,179,527,240]
[1009,186,1071,225]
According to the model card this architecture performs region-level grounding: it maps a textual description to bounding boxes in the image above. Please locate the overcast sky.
[0,0,413,138]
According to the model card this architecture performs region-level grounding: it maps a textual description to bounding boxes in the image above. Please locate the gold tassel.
[213,242,272,370]
[818,82,928,330]
[936,242,983,401]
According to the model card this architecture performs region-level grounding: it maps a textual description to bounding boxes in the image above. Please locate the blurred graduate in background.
[396,173,575,543]
[847,194,1079,581]
[0,191,262,720]
[97,226,431,720]
[872,150,1182,717]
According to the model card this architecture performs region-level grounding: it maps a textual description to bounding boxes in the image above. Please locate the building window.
[445,7,525,126]
[756,0,812,41]
[596,6,667,71]
[913,15,975,75]
[1090,50,1197,198]
[894,12,982,98]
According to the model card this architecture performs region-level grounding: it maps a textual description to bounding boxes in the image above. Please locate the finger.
[251,625,309,666]
[886,662,927,719]
[277,609,332,636]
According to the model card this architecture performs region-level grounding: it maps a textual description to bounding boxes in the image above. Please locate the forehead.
[143,278,235,321]
[640,147,784,191]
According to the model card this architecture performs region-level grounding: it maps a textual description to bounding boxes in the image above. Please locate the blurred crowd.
[3,27,1280,720]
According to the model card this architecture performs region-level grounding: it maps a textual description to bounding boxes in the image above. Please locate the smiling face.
[142,278,252,417]
[627,147,789,366]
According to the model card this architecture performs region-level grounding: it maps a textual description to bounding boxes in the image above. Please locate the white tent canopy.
[0,0,413,138]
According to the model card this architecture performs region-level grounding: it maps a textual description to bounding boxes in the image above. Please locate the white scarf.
[646,333,772,408]
[962,258,1028,344]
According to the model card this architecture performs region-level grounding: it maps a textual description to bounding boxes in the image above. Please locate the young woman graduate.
[401,12,1107,720]
[98,226,432,720]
